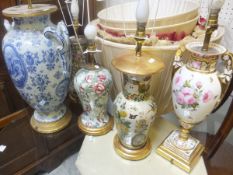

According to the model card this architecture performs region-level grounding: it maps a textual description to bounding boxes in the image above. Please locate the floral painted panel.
[172,66,221,124]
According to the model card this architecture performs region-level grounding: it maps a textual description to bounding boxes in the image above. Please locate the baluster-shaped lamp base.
[156,130,204,173]
[113,135,151,161]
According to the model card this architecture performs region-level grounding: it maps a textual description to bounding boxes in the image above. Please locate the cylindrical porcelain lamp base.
[77,116,114,136]
[30,109,72,134]
[113,135,151,161]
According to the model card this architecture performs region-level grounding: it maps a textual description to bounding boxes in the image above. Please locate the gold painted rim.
[113,135,151,160]
[112,51,165,76]
[185,42,226,57]
[30,109,72,134]
[2,4,57,18]
[77,115,114,136]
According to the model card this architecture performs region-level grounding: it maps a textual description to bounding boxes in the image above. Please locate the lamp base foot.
[113,135,151,160]
[156,130,204,173]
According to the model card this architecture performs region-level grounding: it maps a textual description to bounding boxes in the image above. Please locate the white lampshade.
[84,24,97,40]
[136,0,149,23]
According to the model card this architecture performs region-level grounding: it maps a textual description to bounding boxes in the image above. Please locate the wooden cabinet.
[0,107,84,175]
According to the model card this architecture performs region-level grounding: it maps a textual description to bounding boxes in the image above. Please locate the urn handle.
[43,21,70,78]
[172,45,186,76]
[218,52,233,83]
[217,52,233,101]
[3,19,14,32]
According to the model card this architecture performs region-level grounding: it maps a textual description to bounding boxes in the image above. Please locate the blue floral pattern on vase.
[3,44,28,89]
[2,15,71,123]
[56,78,70,101]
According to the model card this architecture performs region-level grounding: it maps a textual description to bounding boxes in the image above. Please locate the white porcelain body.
[171,42,229,124]
[2,15,71,122]
[74,67,112,128]
[172,66,221,124]
[113,75,156,149]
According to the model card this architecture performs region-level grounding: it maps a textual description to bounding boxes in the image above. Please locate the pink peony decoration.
[93,83,105,94]
[192,61,201,69]
[176,92,185,105]
[196,81,202,89]
[85,74,93,83]
[175,76,181,85]
[79,85,84,92]
[181,87,193,96]
[98,74,106,82]
[203,90,214,103]
[184,96,197,105]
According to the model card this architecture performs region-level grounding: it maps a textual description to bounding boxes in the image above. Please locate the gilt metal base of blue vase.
[30,109,72,134]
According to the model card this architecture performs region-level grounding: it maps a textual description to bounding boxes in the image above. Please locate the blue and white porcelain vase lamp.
[74,24,113,136]
[2,2,72,133]
[157,0,233,172]
[112,0,165,161]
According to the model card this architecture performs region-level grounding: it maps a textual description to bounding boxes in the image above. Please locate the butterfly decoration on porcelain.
[113,74,156,149]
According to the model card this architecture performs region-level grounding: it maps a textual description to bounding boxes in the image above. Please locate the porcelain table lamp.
[74,24,113,136]
[157,0,233,172]
[112,0,165,160]
[2,1,71,133]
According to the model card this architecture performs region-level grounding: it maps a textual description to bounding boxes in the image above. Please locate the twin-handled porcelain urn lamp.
[1,0,233,173]
[2,1,72,133]
[157,0,233,172]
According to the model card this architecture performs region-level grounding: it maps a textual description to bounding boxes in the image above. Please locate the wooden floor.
[204,141,233,175]
[192,131,233,175]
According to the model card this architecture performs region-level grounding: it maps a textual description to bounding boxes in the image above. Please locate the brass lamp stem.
[86,41,96,67]
[135,22,146,57]
[202,8,221,51]
[179,121,194,141]
[179,127,191,141]
[73,19,79,32]
[27,0,32,9]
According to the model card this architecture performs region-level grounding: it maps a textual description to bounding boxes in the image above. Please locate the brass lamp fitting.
[84,24,98,67]
[86,40,96,66]
[202,8,221,51]
[73,19,79,31]
[135,22,147,57]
